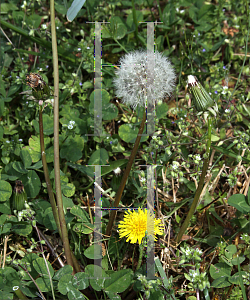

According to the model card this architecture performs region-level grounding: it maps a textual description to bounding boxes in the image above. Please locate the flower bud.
[12,180,27,211]
[187,75,215,112]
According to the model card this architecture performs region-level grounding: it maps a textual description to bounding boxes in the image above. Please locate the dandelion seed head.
[113,50,175,109]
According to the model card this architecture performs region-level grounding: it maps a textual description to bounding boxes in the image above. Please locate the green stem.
[176,117,212,243]
[105,110,147,237]
[135,243,144,272]
[39,106,60,232]
[131,0,139,46]
[50,0,74,272]
[39,107,80,273]
[13,287,29,300]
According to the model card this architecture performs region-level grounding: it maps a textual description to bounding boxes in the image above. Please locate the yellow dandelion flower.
[118,208,164,244]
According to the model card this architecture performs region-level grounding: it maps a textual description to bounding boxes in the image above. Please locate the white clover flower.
[113,50,175,109]
[69,120,75,125]
[68,124,73,130]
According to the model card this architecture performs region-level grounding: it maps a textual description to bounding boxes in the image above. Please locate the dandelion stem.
[50,0,74,272]
[39,106,60,233]
[13,287,29,300]
[176,117,212,243]
[39,106,80,273]
[136,242,144,271]
[105,110,147,237]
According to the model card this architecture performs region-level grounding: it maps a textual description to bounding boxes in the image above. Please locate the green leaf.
[62,183,75,197]
[33,257,54,277]
[7,84,21,97]
[70,206,90,222]
[58,274,74,295]
[53,265,73,281]
[156,103,168,119]
[209,263,231,279]
[60,135,84,162]
[247,187,250,206]
[84,245,102,259]
[0,180,12,202]
[101,159,128,176]
[104,269,133,293]
[0,3,18,13]
[88,148,109,165]
[105,291,121,300]
[11,221,32,236]
[43,208,58,231]
[73,222,94,234]
[55,3,67,15]
[0,125,3,140]
[0,20,76,63]
[102,102,118,121]
[85,265,107,291]
[231,256,245,265]
[126,10,143,28]
[212,145,250,163]
[20,148,32,168]
[0,199,11,214]
[229,271,248,284]
[89,89,117,121]
[36,276,52,292]
[72,272,89,290]
[19,170,41,198]
[0,222,12,235]
[12,161,28,174]
[118,123,148,143]
[228,194,250,213]
[0,291,13,300]
[68,288,88,300]
[67,163,95,177]
[0,98,4,118]
[211,276,231,288]
[33,114,54,136]
[224,245,237,259]
[27,14,42,28]
[210,37,227,52]
[24,135,50,163]
[0,77,6,97]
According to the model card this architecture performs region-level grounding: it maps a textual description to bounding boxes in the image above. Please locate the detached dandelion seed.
[118,208,164,244]
[113,50,175,109]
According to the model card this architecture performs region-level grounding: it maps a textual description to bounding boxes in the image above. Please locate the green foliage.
[0,0,250,299]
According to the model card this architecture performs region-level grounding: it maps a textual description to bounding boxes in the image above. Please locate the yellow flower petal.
[118,208,164,244]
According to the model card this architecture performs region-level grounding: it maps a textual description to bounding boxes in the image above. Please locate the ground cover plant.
[0,0,250,299]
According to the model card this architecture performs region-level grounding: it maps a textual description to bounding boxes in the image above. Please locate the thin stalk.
[176,118,212,243]
[13,287,29,300]
[106,110,147,237]
[135,243,144,271]
[39,107,80,273]
[50,0,74,272]
[39,106,60,232]
[34,224,55,300]
[18,264,46,300]
[131,0,139,46]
